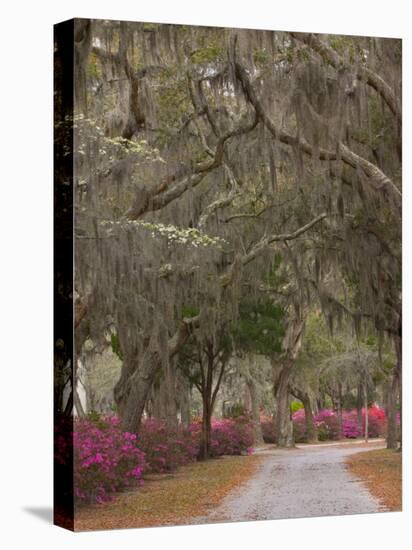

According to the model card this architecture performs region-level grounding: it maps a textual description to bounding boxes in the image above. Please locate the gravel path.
[194,441,386,524]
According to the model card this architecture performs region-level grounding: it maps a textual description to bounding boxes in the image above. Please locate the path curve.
[194,441,386,524]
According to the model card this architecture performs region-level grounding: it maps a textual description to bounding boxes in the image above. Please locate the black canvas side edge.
[53,18,75,531]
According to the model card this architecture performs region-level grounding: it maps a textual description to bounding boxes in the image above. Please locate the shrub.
[260,416,277,444]
[291,406,388,442]
[316,421,330,441]
[223,402,247,419]
[188,416,255,456]
[340,406,386,438]
[315,409,341,440]
[292,408,307,442]
[362,405,387,437]
[291,400,304,413]
[72,414,257,505]
[73,415,146,504]
[342,410,361,438]
[138,419,198,473]
[138,416,255,471]
[292,408,341,441]
[210,416,255,456]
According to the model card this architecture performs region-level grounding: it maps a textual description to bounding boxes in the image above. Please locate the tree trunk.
[290,385,318,443]
[198,350,216,460]
[73,385,85,417]
[274,361,294,447]
[246,376,264,446]
[397,360,402,451]
[386,369,398,450]
[114,352,162,433]
[178,377,192,426]
[63,388,73,416]
[150,382,166,420]
[54,356,69,416]
[331,385,343,440]
[357,383,363,433]
[273,313,305,448]
[337,383,343,439]
[114,317,199,433]
[164,359,178,430]
[199,394,212,460]
[364,381,369,443]
[302,393,318,443]
[244,354,264,445]
[394,330,402,451]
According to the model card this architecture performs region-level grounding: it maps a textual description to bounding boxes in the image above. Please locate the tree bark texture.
[273,314,306,447]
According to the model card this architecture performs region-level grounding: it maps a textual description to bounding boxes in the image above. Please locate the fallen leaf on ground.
[346,448,401,511]
[74,454,263,531]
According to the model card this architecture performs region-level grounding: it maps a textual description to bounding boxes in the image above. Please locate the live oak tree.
[70,20,401,447]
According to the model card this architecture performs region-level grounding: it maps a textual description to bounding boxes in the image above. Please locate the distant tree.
[178,330,232,459]
[232,297,284,443]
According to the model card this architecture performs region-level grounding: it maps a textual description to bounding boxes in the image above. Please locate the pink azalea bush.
[291,408,307,442]
[138,418,198,473]
[314,409,341,440]
[292,408,341,442]
[260,415,277,443]
[73,414,256,504]
[74,415,146,504]
[187,416,255,457]
[342,410,361,438]
[209,416,255,456]
[291,405,387,442]
[362,405,387,437]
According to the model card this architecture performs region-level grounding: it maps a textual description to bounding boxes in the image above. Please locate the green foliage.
[190,44,223,64]
[285,43,311,63]
[87,54,102,79]
[317,423,330,441]
[253,49,270,65]
[85,410,107,429]
[263,254,283,286]
[329,36,356,60]
[232,298,285,356]
[351,97,387,150]
[224,402,247,419]
[285,45,294,63]
[296,47,310,62]
[178,329,234,391]
[111,333,123,361]
[157,75,189,128]
[298,312,342,363]
[142,22,159,31]
[290,400,303,413]
[182,306,200,319]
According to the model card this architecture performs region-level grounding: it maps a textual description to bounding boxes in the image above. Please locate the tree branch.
[168,315,200,357]
[220,212,328,287]
[290,32,401,124]
[234,60,401,205]
[211,361,227,411]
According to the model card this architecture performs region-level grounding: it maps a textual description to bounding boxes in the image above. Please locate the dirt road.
[194,441,386,524]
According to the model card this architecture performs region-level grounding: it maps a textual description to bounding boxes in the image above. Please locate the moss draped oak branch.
[290,32,401,125]
[234,60,401,206]
[220,212,328,287]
